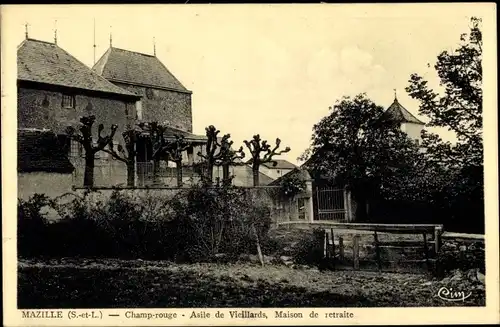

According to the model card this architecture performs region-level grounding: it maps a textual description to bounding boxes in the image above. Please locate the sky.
[1,4,492,164]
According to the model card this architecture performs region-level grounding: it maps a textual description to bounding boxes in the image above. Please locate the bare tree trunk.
[84,153,95,188]
[252,168,259,187]
[205,160,214,186]
[153,159,160,185]
[126,161,135,188]
[222,164,231,187]
[176,160,183,187]
[251,223,264,266]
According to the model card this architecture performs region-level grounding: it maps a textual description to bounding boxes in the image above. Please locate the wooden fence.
[277,221,444,272]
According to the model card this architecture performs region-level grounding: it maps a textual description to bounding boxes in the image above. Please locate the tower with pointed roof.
[92,46,193,133]
[381,95,425,143]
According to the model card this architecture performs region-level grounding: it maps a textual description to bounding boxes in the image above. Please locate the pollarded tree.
[148,122,172,185]
[198,125,223,186]
[244,135,291,187]
[243,134,289,266]
[66,115,118,188]
[301,93,421,221]
[215,135,246,187]
[148,122,191,187]
[165,135,191,187]
[104,127,144,187]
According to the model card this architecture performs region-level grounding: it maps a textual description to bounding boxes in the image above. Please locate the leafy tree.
[66,115,118,188]
[406,17,483,232]
[244,135,291,187]
[301,93,421,221]
[406,17,482,167]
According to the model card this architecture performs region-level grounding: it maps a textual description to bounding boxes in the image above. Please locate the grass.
[18,258,485,308]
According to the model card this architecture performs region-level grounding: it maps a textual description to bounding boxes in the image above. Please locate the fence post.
[353,234,360,270]
[331,229,335,259]
[423,233,429,269]
[323,230,328,258]
[374,231,381,271]
[339,236,344,261]
[434,226,442,254]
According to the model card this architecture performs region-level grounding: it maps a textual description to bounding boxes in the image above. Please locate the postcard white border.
[2,3,499,326]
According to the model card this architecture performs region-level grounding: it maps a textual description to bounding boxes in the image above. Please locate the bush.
[168,185,273,262]
[434,240,485,278]
[292,228,325,266]
[18,186,275,262]
[18,194,54,257]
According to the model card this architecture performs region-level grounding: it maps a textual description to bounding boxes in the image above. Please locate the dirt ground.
[18,258,485,308]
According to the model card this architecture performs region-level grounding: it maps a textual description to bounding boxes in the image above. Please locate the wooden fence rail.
[278,221,445,272]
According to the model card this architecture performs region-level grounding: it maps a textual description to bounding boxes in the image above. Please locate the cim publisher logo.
[437,286,472,302]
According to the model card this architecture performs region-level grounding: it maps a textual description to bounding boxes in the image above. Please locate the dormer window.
[62,94,75,108]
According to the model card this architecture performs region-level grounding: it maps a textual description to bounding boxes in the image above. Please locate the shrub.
[168,185,273,262]
[17,194,55,257]
[292,228,325,266]
[18,186,275,262]
[434,240,485,278]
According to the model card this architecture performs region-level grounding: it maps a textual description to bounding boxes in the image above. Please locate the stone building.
[17,38,277,192]
[17,38,143,191]
[92,46,193,132]
[92,46,215,186]
[259,159,297,180]
[17,38,141,136]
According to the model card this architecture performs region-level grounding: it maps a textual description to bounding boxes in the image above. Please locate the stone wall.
[18,172,74,201]
[18,85,137,139]
[67,186,309,225]
[18,84,140,191]
[113,82,192,132]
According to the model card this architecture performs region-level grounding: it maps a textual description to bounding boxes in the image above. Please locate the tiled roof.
[256,170,275,186]
[17,39,139,98]
[268,168,312,186]
[382,98,425,125]
[162,126,207,142]
[137,124,207,143]
[93,47,190,93]
[230,165,276,186]
[18,129,75,174]
[262,159,297,170]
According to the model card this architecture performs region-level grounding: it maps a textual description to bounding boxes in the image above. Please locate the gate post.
[346,189,353,222]
[306,179,314,222]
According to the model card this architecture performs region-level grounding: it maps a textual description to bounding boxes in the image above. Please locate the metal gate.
[313,187,348,222]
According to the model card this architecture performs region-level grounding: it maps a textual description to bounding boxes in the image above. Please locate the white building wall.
[401,122,424,143]
[258,166,294,180]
